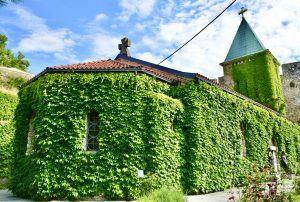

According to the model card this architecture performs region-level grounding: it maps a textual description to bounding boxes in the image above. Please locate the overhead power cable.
[158,0,237,65]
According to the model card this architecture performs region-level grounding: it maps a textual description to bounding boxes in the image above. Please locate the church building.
[10,9,300,201]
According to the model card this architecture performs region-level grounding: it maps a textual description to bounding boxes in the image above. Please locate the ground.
[0,189,240,202]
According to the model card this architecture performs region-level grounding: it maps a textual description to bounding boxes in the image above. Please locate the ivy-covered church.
[11,13,300,200]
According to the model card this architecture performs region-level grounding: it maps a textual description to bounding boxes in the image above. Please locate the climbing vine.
[0,91,18,178]
[10,72,300,200]
[231,51,285,113]
[11,73,183,200]
[172,81,299,194]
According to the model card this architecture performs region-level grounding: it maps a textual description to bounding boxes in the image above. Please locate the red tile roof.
[48,59,138,70]
[47,58,182,83]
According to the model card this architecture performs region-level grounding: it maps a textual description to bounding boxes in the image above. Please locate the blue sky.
[1,0,300,78]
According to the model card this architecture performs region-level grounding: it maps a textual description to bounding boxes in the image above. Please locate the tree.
[0,34,29,71]
[0,0,21,6]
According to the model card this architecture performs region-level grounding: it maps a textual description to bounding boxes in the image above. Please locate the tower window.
[86,111,100,151]
[289,82,295,88]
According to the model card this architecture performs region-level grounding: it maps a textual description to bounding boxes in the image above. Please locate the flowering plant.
[229,165,293,202]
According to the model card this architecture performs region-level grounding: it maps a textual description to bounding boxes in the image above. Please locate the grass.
[0,182,8,190]
[138,187,185,202]
[292,193,300,202]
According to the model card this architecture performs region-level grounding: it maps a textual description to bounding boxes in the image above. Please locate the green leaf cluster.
[231,51,285,113]
[172,81,300,194]
[0,91,18,178]
[0,34,29,71]
[10,72,300,200]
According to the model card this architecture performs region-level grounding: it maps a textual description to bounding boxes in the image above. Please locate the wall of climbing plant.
[231,51,285,113]
[172,81,300,194]
[0,91,18,178]
[10,72,300,200]
[11,73,183,200]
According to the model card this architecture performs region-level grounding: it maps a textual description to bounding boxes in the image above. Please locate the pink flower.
[270,188,276,195]
[228,195,235,200]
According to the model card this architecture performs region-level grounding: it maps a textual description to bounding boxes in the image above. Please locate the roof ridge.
[47,59,113,69]
[114,58,143,68]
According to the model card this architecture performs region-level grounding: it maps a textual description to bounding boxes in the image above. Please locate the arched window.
[269,137,279,173]
[26,112,36,155]
[85,111,100,151]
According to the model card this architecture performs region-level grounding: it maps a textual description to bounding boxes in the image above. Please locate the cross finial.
[118,37,131,56]
[238,7,248,17]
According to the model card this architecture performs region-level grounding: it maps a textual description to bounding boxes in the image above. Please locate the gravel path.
[0,189,240,202]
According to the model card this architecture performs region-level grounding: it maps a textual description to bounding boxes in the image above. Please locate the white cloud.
[2,0,299,79]
[17,30,74,53]
[160,0,175,17]
[11,7,77,62]
[118,0,156,21]
[136,52,161,64]
[94,13,107,22]
[84,13,121,60]
[90,33,120,59]
[132,0,300,79]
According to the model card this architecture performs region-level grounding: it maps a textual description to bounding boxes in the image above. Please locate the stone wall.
[281,62,300,122]
[0,66,33,95]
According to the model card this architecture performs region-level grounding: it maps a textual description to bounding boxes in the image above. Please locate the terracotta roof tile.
[47,58,181,83]
[116,58,180,82]
[48,59,141,70]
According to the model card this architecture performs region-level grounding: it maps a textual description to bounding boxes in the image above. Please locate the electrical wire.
[158,0,237,65]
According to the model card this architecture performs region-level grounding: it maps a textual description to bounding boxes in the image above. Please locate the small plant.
[138,186,185,202]
[230,164,294,202]
[138,173,159,197]
[0,178,8,190]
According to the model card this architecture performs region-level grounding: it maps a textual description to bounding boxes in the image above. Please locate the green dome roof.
[224,17,266,62]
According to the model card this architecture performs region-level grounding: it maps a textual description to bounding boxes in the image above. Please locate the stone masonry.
[281,62,300,123]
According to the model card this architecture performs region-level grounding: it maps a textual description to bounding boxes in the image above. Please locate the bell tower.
[219,8,285,113]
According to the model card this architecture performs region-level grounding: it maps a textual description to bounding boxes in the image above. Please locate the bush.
[230,165,293,202]
[138,187,185,202]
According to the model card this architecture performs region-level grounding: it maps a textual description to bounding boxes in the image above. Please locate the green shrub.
[138,187,185,202]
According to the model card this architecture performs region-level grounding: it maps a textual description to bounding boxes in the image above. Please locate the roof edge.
[22,67,177,87]
[115,54,196,78]
[220,49,270,66]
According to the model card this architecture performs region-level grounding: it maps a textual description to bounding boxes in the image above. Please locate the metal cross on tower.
[238,7,248,17]
[118,37,131,56]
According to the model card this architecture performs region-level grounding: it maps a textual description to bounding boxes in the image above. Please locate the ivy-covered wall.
[11,73,183,200]
[172,82,300,194]
[0,91,18,178]
[10,72,300,200]
[229,51,285,113]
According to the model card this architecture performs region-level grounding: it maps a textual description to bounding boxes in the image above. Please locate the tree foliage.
[0,34,29,71]
[0,0,21,6]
